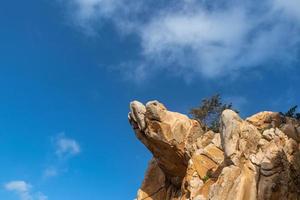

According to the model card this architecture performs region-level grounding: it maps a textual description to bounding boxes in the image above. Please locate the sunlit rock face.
[129,100,300,200]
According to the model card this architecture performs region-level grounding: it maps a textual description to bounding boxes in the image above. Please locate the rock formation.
[128,100,300,200]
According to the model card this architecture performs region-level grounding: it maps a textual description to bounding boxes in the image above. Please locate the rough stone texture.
[129,100,300,200]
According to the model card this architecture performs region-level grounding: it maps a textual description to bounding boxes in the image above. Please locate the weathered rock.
[129,100,300,200]
[129,100,203,186]
[280,123,299,142]
[220,109,261,165]
[136,159,167,200]
[246,111,283,131]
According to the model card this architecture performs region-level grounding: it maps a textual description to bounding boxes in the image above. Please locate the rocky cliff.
[128,100,300,200]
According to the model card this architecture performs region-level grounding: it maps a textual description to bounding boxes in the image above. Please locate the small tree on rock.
[281,105,300,120]
[189,94,236,132]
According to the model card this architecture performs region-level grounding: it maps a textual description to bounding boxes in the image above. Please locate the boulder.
[129,100,300,200]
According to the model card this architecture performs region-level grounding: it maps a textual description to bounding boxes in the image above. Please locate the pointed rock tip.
[129,100,146,130]
[145,100,167,121]
[130,100,145,108]
[145,100,167,110]
[221,109,242,121]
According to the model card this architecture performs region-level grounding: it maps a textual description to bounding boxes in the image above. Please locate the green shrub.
[190,94,236,132]
[281,105,300,120]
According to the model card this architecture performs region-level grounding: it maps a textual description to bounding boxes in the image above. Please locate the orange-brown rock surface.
[128,100,300,200]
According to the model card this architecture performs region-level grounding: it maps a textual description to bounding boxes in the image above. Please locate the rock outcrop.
[128,100,300,200]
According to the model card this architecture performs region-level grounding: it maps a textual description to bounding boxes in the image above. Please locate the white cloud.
[62,0,300,80]
[140,7,251,77]
[4,181,47,200]
[5,181,31,193]
[56,135,81,157]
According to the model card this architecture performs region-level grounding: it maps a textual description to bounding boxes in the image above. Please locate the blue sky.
[0,0,299,199]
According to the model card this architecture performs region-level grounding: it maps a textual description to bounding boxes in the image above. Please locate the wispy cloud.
[43,134,81,178]
[4,181,47,200]
[4,181,32,200]
[55,135,81,157]
[61,0,300,80]
[43,167,58,178]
